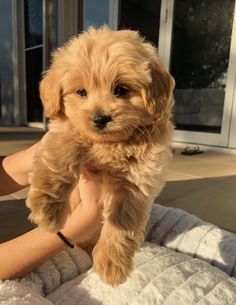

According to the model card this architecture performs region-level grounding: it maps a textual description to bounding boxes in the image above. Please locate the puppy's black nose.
[92,114,112,129]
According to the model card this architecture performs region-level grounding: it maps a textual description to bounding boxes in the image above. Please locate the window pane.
[83,0,109,29]
[24,0,43,48]
[119,0,161,47]
[171,0,235,133]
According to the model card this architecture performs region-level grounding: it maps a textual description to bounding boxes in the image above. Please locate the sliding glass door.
[170,0,236,147]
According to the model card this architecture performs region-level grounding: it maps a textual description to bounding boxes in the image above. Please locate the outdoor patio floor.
[0,136,236,243]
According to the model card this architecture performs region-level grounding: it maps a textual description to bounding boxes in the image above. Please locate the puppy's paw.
[92,241,133,286]
[26,191,68,232]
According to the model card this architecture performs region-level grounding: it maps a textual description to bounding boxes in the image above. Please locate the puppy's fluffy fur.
[26,27,175,285]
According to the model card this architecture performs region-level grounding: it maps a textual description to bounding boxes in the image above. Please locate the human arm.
[0,170,101,280]
[0,143,39,196]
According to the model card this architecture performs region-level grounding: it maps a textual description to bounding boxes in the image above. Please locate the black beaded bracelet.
[57,231,74,249]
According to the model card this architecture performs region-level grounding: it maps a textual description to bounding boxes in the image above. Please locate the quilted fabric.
[2,204,236,305]
[47,243,236,305]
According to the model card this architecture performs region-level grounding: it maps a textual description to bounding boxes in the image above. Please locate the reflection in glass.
[119,0,161,46]
[24,0,43,48]
[171,0,235,133]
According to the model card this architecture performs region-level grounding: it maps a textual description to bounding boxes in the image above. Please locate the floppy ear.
[145,55,175,127]
[39,54,63,120]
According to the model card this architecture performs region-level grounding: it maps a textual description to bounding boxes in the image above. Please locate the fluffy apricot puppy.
[26,27,175,285]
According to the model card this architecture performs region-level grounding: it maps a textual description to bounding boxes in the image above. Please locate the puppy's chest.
[86,143,138,171]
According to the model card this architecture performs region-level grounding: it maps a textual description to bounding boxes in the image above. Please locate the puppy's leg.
[26,132,82,232]
[92,180,151,285]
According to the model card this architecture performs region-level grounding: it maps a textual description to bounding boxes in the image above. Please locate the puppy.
[26,27,175,285]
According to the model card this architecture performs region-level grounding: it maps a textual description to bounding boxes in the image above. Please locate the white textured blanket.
[1,204,236,305]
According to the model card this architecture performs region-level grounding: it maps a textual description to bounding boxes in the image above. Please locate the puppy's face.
[40,28,174,143]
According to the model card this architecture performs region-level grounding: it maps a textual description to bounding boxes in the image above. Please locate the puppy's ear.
[145,54,175,126]
[39,54,63,120]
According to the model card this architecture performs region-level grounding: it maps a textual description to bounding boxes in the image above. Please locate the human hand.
[62,166,102,244]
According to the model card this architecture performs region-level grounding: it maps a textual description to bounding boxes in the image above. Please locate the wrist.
[60,217,79,243]
[56,231,75,249]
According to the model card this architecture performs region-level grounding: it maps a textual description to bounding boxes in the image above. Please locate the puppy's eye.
[76,89,87,98]
[114,85,129,98]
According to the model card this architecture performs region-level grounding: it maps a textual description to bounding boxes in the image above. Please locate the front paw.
[26,190,69,232]
[92,241,133,286]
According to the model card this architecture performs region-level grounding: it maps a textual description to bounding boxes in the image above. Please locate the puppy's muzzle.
[92,114,112,130]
